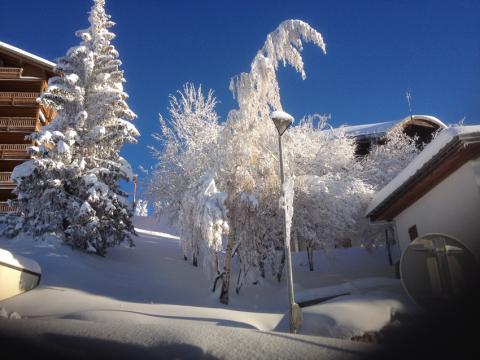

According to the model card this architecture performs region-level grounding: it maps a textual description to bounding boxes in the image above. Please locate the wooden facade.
[0,42,56,213]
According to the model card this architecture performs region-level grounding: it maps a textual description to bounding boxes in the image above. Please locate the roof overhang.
[343,115,447,140]
[395,115,447,131]
[0,41,56,75]
[367,126,480,222]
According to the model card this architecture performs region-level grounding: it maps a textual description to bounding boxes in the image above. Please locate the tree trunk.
[192,240,199,267]
[277,249,286,282]
[259,258,265,279]
[220,231,235,304]
[235,266,243,294]
[192,250,198,267]
[212,271,224,292]
[307,246,314,271]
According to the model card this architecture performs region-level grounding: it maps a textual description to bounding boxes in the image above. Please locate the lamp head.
[271,110,294,136]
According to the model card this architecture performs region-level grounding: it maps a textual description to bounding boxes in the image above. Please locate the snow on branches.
[149,19,420,303]
[363,127,420,190]
[179,174,229,279]
[148,83,222,219]
[149,20,328,304]
[135,200,148,217]
[3,0,138,255]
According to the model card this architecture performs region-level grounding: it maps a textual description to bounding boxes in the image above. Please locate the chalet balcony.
[0,117,36,132]
[0,91,40,106]
[0,67,23,79]
[0,201,17,214]
[0,172,15,189]
[0,144,30,159]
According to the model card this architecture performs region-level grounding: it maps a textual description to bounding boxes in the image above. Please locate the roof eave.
[0,41,56,74]
[367,132,480,221]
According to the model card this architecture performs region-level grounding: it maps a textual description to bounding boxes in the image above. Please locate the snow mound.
[0,248,41,274]
[300,289,415,339]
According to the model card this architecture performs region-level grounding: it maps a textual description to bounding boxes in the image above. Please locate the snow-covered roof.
[340,115,447,138]
[366,125,480,219]
[0,40,55,71]
[342,120,398,137]
[0,248,41,274]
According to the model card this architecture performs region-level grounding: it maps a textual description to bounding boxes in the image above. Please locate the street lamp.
[271,110,302,334]
[132,175,137,210]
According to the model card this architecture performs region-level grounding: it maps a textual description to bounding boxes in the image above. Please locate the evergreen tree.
[4,0,139,255]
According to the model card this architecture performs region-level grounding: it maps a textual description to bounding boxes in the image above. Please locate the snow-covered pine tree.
[4,0,139,255]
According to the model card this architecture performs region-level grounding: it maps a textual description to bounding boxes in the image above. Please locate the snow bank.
[301,289,415,339]
[0,216,415,357]
[296,277,402,304]
[0,248,41,274]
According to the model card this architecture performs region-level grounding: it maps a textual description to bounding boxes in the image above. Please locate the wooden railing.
[0,117,36,131]
[0,202,17,214]
[0,92,40,106]
[0,172,15,189]
[0,144,30,159]
[0,67,23,79]
[0,172,12,182]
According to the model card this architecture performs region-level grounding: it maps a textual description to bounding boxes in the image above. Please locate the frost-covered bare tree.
[149,20,327,304]
[363,127,420,190]
[148,83,222,221]
[149,20,425,302]
[215,20,326,304]
[294,174,374,270]
[359,127,422,248]
[3,0,139,255]
[286,116,374,269]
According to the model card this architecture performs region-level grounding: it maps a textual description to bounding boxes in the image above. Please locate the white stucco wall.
[394,159,480,258]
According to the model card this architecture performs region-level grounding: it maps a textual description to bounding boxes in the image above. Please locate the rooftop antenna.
[405,89,413,120]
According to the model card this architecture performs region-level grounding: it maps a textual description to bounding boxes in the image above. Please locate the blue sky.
[1,0,479,196]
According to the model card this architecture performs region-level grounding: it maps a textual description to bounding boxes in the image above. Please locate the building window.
[408,225,418,242]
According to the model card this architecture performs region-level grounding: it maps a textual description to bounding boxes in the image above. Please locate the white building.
[366,125,480,259]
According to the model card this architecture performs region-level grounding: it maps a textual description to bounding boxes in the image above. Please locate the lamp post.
[132,175,137,211]
[271,110,302,334]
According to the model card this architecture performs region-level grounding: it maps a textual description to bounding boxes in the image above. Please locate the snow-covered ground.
[0,216,417,359]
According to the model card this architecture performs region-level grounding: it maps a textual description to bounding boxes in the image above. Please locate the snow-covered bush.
[3,0,139,256]
[135,200,148,217]
[178,174,229,279]
[293,174,374,270]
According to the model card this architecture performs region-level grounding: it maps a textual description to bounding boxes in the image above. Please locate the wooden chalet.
[0,41,56,213]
